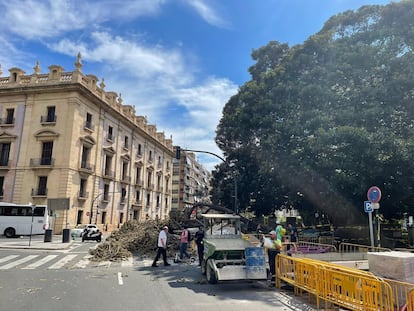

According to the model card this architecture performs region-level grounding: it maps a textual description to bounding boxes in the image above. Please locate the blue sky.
[0,0,395,170]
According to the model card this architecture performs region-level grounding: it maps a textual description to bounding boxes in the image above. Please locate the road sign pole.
[368,211,375,248]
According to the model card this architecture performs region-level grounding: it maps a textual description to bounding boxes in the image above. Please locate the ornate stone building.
[0,54,174,233]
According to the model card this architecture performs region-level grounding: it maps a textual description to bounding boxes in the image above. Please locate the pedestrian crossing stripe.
[22,255,58,269]
[48,254,77,269]
[0,254,135,270]
[0,255,39,269]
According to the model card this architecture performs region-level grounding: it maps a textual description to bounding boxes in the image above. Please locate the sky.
[0,0,396,170]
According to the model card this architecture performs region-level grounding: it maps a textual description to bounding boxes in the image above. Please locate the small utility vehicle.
[200,213,267,284]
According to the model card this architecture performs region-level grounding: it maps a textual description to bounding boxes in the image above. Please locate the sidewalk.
[0,235,74,250]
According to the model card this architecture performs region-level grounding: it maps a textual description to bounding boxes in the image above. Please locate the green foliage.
[214,1,414,225]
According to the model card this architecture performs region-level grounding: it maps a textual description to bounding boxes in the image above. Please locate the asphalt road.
[0,235,317,311]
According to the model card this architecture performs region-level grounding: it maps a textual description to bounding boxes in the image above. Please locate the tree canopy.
[213,1,414,225]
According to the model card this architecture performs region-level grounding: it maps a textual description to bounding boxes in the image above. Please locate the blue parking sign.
[364,201,373,213]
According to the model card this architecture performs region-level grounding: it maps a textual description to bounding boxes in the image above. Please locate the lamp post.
[28,204,36,247]
[89,193,104,224]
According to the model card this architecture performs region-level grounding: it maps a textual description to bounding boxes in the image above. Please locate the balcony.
[135,179,143,187]
[40,115,57,124]
[132,200,142,206]
[102,195,111,203]
[147,183,154,190]
[84,121,95,132]
[102,169,114,180]
[0,117,15,126]
[31,188,48,197]
[123,143,129,150]
[106,133,113,142]
[0,159,10,169]
[120,197,127,205]
[30,158,55,168]
[78,191,89,200]
[79,161,94,174]
[120,175,131,183]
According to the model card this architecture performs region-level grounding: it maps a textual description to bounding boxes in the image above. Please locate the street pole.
[29,204,35,247]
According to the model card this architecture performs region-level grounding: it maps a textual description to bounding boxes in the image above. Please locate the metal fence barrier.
[276,254,395,310]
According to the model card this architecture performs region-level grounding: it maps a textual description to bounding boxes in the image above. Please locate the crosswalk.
[0,253,135,270]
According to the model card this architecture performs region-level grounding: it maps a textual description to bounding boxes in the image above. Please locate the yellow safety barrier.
[383,278,414,311]
[276,254,395,310]
[276,254,321,309]
[408,288,414,311]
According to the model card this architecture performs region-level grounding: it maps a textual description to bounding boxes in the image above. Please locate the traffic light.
[175,146,181,159]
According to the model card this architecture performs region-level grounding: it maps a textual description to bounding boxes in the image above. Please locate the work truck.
[200,213,267,284]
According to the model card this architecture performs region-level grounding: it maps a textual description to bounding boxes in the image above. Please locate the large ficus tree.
[214,1,414,225]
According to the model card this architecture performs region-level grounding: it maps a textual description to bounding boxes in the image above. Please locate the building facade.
[172,149,211,211]
[0,54,174,233]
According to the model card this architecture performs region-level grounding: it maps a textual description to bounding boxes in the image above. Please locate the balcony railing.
[132,200,142,206]
[40,115,57,123]
[103,169,114,179]
[78,191,89,199]
[79,161,94,172]
[30,158,55,167]
[0,117,15,126]
[106,133,113,142]
[84,121,95,131]
[102,195,111,202]
[31,188,48,196]
[120,175,131,183]
[0,159,9,167]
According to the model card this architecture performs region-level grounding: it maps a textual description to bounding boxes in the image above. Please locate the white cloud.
[184,0,230,28]
[48,31,237,170]
[0,0,168,39]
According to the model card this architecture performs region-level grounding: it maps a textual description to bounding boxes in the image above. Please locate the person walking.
[179,226,191,260]
[152,226,171,267]
[194,226,205,266]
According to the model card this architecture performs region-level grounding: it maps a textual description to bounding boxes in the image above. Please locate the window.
[37,176,47,195]
[137,143,142,155]
[156,195,160,207]
[104,155,112,176]
[135,166,142,184]
[103,184,110,201]
[157,175,162,190]
[0,143,10,166]
[107,126,113,141]
[79,179,87,197]
[121,161,128,181]
[124,136,129,149]
[41,106,56,123]
[85,113,92,129]
[41,141,53,165]
[0,176,4,197]
[149,150,153,162]
[146,193,151,206]
[121,188,127,202]
[81,145,90,169]
[5,108,14,124]
[135,190,141,202]
[147,171,152,188]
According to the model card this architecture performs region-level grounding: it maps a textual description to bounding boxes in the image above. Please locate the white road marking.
[118,272,123,285]
[48,255,77,269]
[22,255,58,269]
[0,255,19,264]
[0,255,39,269]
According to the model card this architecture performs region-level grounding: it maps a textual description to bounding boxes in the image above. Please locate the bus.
[0,202,50,238]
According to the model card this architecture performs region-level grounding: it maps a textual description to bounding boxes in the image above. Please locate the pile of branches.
[90,220,180,262]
